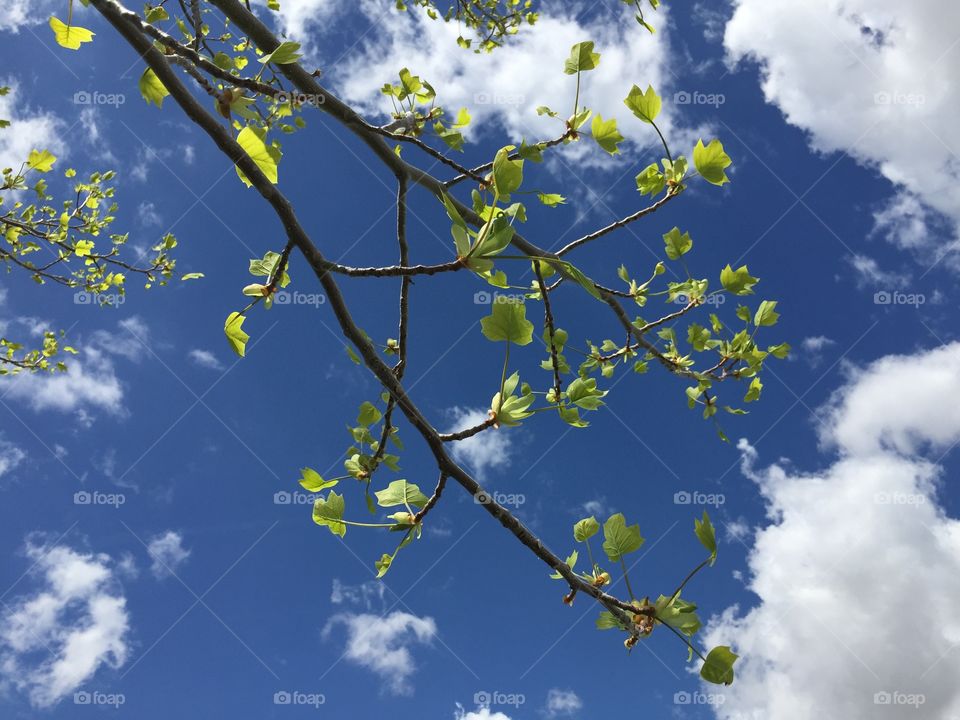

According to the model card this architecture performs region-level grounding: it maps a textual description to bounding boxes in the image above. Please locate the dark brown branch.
[555,190,680,257]
[438,416,496,441]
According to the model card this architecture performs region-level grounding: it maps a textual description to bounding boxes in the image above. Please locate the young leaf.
[49,17,95,50]
[27,149,56,173]
[693,139,732,186]
[138,67,169,108]
[695,510,717,565]
[602,513,644,561]
[224,312,249,357]
[492,146,523,197]
[357,401,382,427]
[549,550,578,579]
[374,480,430,508]
[574,516,600,542]
[480,301,534,345]
[299,467,338,492]
[563,41,600,74]
[701,646,738,685]
[313,491,346,537]
[663,227,692,260]
[236,126,279,187]
[259,41,302,65]
[624,84,661,124]
[720,265,759,295]
[754,300,780,327]
[590,115,624,155]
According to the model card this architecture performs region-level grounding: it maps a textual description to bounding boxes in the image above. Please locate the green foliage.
[602,513,644,561]
[693,139,732,186]
[481,300,534,345]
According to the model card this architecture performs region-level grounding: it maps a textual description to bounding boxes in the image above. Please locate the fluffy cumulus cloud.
[446,407,512,481]
[454,705,514,720]
[703,342,960,719]
[0,541,130,708]
[254,0,339,46]
[724,0,960,269]
[1,317,150,421]
[0,1,68,32]
[0,435,26,478]
[323,610,435,695]
[333,1,688,156]
[146,531,191,580]
[0,81,65,171]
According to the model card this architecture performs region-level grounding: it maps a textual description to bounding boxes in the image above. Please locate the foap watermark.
[474,290,526,305]
[275,91,325,107]
[74,291,125,308]
[674,490,725,507]
[874,290,925,307]
[74,691,125,708]
[74,490,125,508]
[674,293,725,307]
[674,90,725,108]
[875,491,926,506]
[874,691,925,708]
[673,691,725,706]
[474,489,526,508]
[473,690,526,708]
[73,91,126,107]
[274,490,322,506]
[874,91,925,107]
[273,691,325,708]
[474,92,525,107]
[273,290,326,308]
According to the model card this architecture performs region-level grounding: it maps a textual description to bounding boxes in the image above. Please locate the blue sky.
[2,1,960,718]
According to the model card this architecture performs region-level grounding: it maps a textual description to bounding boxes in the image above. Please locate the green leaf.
[596,611,625,630]
[655,594,701,636]
[299,467,338,492]
[313,491,346,537]
[145,6,169,22]
[563,41,600,74]
[357,401,382,427]
[720,265,759,295]
[492,146,523,197]
[701,646,738,685]
[537,193,565,207]
[754,300,780,327]
[259,41,302,65]
[480,300,534,345]
[663,227,692,260]
[695,510,717,565]
[180,272,204,281]
[635,163,665,196]
[590,115,624,155]
[27,149,56,173]
[236,126,279,187]
[574,516,600,542]
[602,513,644,561]
[375,480,429,508]
[49,17,95,50]
[224,312,249,357]
[624,84,661,124]
[552,260,602,301]
[693,139,732,186]
[138,67,169,108]
[744,377,763,403]
[549,550,578,579]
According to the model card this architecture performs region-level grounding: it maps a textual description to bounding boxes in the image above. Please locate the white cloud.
[188,349,225,371]
[446,407,512,481]
[137,201,162,227]
[253,0,339,45]
[703,342,960,719]
[330,578,385,612]
[1,317,151,420]
[0,1,80,32]
[545,688,583,717]
[323,610,435,695]
[146,531,190,580]
[0,541,130,708]
[0,436,26,478]
[724,0,960,270]
[335,2,686,157]
[0,81,65,171]
[846,254,908,288]
[455,705,514,720]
